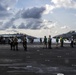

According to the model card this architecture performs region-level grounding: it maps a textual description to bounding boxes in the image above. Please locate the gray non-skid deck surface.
[0,44,76,75]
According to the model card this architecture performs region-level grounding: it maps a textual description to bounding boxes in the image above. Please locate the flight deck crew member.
[13,37,18,51]
[70,36,74,48]
[56,37,59,48]
[43,36,47,48]
[9,37,14,50]
[48,35,52,49]
[60,37,64,47]
[23,36,27,51]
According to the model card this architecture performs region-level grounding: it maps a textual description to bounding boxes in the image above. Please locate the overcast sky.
[0,0,76,36]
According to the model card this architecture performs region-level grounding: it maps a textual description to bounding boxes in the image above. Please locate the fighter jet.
[53,31,76,40]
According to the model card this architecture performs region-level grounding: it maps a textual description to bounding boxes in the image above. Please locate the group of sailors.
[0,35,75,51]
[9,35,27,51]
[43,35,75,49]
[43,35,52,49]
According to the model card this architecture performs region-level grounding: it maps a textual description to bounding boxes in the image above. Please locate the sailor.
[13,36,18,51]
[43,36,47,48]
[56,37,59,48]
[23,35,27,51]
[40,38,42,44]
[9,37,14,50]
[48,35,52,49]
[70,36,74,48]
[60,37,64,47]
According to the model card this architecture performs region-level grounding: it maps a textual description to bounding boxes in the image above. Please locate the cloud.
[54,31,58,33]
[12,25,16,29]
[0,12,12,19]
[2,17,57,30]
[0,5,11,19]
[1,0,72,31]
[0,0,18,10]
[44,4,55,14]
[0,0,18,29]
[21,19,57,29]
[51,0,76,9]
[21,7,46,19]
[0,0,18,19]
[13,6,46,20]
[61,26,70,29]
[46,22,56,29]
[44,0,76,14]
[0,22,4,30]
[2,20,14,29]
[39,19,56,29]
[17,19,43,29]
[0,4,6,11]
[1,6,47,30]
[18,23,26,29]
[0,22,3,25]
[74,14,76,16]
